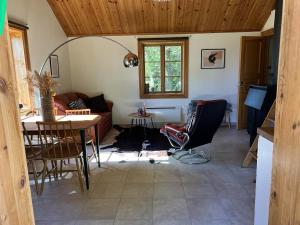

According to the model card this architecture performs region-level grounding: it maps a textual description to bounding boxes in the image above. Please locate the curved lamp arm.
[39,36,139,75]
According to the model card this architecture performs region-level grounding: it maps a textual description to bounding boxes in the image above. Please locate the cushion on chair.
[160,124,187,144]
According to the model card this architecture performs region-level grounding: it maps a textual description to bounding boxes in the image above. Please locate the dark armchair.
[160,99,227,164]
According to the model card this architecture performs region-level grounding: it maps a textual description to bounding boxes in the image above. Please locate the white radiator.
[146,106,182,123]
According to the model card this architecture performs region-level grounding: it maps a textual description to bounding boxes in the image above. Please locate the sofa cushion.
[84,94,109,113]
[68,98,87,109]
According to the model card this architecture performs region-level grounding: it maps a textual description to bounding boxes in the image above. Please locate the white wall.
[69,32,260,125]
[262,10,275,31]
[7,0,72,95]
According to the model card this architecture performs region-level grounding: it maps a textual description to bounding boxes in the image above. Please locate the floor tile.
[154,182,185,199]
[88,182,124,198]
[79,199,120,220]
[34,198,85,221]
[30,127,255,225]
[114,219,153,225]
[153,198,189,221]
[154,218,191,225]
[154,170,181,183]
[191,218,233,225]
[126,172,154,183]
[122,183,154,198]
[75,220,114,225]
[183,183,217,198]
[117,198,153,220]
[187,197,228,221]
[35,220,76,225]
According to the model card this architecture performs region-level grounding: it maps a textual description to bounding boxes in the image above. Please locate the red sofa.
[53,92,113,141]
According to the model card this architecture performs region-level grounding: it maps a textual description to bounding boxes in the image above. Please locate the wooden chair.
[65,109,98,163]
[22,122,48,194]
[37,121,84,194]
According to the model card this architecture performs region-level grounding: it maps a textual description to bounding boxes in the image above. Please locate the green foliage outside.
[144,45,182,93]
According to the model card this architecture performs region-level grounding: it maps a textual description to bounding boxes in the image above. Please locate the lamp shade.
[123,52,139,68]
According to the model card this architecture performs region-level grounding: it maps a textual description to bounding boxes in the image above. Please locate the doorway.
[237,33,275,129]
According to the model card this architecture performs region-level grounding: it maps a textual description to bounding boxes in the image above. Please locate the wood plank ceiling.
[47,0,275,36]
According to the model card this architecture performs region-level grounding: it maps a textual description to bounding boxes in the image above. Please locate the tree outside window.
[138,38,189,98]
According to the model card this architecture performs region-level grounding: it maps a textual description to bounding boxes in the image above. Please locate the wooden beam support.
[0,18,35,225]
[269,0,300,224]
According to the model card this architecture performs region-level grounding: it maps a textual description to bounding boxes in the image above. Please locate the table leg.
[94,124,101,167]
[80,129,89,190]
[151,117,155,128]
[130,118,134,135]
[143,119,147,139]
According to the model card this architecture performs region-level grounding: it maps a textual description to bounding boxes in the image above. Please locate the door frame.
[237,36,269,129]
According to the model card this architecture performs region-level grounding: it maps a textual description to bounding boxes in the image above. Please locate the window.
[138,38,189,98]
[9,22,33,110]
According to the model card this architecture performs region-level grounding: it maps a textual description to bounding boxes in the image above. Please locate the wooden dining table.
[21,114,102,190]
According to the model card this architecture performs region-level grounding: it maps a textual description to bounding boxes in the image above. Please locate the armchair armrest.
[165,124,186,134]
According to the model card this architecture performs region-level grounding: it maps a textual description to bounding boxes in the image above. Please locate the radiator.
[146,106,182,123]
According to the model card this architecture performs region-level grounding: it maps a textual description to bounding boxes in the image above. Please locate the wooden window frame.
[8,21,34,110]
[138,38,189,99]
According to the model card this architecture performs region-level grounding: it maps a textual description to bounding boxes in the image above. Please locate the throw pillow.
[84,94,109,113]
[68,98,87,109]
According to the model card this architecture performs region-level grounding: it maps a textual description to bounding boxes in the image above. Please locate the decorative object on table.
[201,49,225,69]
[39,36,138,76]
[137,107,145,116]
[101,125,171,152]
[50,54,59,78]
[137,102,147,116]
[27,71,57,122]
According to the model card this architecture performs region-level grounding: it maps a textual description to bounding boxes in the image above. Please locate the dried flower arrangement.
[26,71,57,121]
[27,71,57,97]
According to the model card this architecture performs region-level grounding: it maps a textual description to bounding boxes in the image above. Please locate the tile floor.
[31,127,256,225]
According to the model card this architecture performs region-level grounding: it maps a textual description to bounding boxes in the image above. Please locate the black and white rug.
[101,125,171,152]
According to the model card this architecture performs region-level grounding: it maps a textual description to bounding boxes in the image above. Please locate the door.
[237,36,267,129]
[0,19,35,225]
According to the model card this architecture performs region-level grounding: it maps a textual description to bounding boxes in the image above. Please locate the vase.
[41,92,55,122]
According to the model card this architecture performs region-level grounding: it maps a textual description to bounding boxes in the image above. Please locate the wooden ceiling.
[47,0,275,36]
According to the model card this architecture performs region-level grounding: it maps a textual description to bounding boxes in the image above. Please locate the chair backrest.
[36,121,80,159]
[186,99,227,149]
[22,122,42,159]
[65,109,91,115]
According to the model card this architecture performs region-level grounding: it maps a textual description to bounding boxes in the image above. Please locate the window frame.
[8,21,33,110]
[138,38,189,99]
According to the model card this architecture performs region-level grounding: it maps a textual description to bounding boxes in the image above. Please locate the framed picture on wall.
[50,54,59,78]
[201,49,225,69]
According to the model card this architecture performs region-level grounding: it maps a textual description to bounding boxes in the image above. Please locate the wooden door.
[237,36,267,129]
[0,19,35,225]
[269,0,300,224]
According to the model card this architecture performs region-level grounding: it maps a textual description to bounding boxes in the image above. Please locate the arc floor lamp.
[39,36,139,75]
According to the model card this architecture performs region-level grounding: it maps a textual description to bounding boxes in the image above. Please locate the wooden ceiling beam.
[47,0,275,36]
